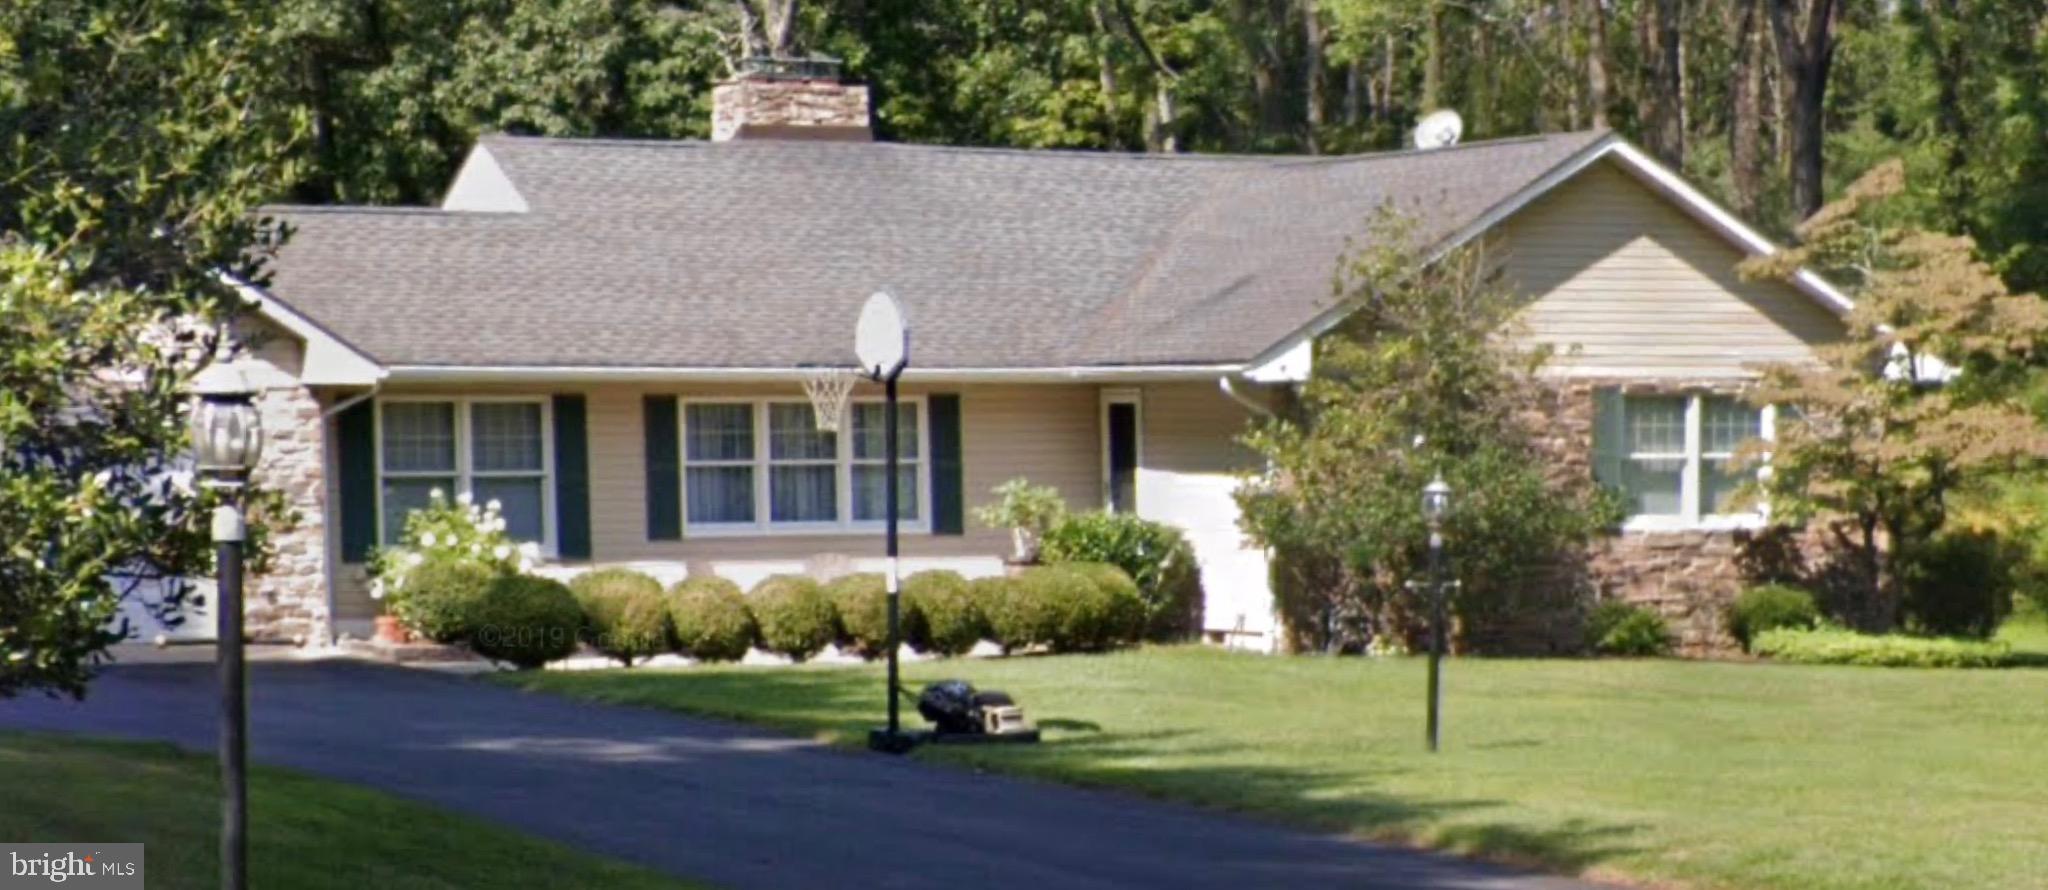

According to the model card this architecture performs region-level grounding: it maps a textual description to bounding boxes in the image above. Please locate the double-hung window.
[378,398,552,549]
[1594,389,1770,530]
[680,397,926,534]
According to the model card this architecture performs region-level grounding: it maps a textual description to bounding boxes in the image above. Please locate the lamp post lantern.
[189,361,263,890]
[856,291,917,753]
[1421,473,1452,753]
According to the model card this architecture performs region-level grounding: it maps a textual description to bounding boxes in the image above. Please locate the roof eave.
[378,363,1244,385]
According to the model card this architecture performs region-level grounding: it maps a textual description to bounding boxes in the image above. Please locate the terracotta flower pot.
[373,614,412,644]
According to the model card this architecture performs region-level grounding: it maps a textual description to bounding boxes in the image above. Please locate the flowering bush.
[367,489,541,607]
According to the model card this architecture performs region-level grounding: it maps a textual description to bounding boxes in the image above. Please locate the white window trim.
[679,395,931,537]
[373,395,556,556]
[1619,393,1771,533]
[1100,387,1142,513]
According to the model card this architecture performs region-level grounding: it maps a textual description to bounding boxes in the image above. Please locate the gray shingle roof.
[262,130,1611,370]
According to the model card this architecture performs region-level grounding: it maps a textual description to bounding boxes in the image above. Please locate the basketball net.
[802,366,859,432]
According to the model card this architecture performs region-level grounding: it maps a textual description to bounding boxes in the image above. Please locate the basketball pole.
[883,366,903,742]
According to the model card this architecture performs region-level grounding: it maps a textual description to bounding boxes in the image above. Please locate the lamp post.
[189,361,263,890]
[1421,474,1452,753]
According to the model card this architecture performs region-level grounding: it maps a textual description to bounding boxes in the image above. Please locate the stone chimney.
[711,56,872,142]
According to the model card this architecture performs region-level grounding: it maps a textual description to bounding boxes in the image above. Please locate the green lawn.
[0,733,699,890]
[499,637,2048,890]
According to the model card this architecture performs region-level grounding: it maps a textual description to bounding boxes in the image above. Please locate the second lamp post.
[1421,474,1453,753]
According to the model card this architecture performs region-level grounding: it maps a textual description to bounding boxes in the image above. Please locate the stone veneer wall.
[1530,377,1808,654]
[710,77,871,141]
[240,333,332,644]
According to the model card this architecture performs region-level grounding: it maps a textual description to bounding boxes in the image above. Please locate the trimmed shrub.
[1014,564,1134,653]
[1040,511,1204,640]
[468,575,582,669]
[1584,601,1671,657]
[1728,584,1821,651]
[568,568,670,666]
[1060,562,1146,647]
[823,573,917,661]
[667,576,757,662]
[389,557,496,644]
[904,570,985,656]
[1753,627,2014,668]
[1899,530,2017,639]
[749,574,839,662]
[978,574,1054,653]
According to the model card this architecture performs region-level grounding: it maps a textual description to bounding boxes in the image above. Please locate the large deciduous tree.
[1,0,305,697]
[1236,212,1616,653]
[1740,159,2048,628]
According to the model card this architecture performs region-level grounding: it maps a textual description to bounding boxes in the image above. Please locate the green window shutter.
[553,395,592,560]
[644,396,681,541]
[929,393,964,535]
[336,399,378,562]
[1591,387,1627,490]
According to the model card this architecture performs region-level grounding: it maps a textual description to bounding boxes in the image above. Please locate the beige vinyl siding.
[1498,160,1842,378]
[332,381,1103,619]
[1137,382,1260,475]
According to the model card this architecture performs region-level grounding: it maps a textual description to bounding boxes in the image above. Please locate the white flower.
[369,578,387,600]
[419,531,438,548]
[470,543,482,554]
[429,487,444,501]
[518,541,542,559]
[456,491,473,506]
[486,498,503,514]
[492,544,511,560]
[489,516,507,533]
[402,552,423,567]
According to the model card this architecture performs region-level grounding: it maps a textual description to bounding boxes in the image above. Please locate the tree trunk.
[1637,0,1684,166]
[1089,0,1123,144]
[1303,0,1325,152]
[1378,32,1397,124]
[1586,0,1611,127]
[1727,0,1764,218]
[1344,59,1363,126]
[1423,1,1445,110]
[1765,0,1840,219]
[1920,0,1973,215]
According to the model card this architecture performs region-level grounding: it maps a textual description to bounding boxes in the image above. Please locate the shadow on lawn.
[509,666,1645,876]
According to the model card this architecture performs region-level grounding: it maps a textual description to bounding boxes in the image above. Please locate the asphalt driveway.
[0,657,1604,890]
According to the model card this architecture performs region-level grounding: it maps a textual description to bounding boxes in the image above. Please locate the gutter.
[380,364,1246,385]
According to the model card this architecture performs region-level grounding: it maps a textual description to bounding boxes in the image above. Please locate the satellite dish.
[855,289,910,381]
[1412,109,1464,151]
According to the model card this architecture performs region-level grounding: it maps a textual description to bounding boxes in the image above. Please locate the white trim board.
[1244,133,1856,375]
[382,364,1245,384]
[220,272,385,387]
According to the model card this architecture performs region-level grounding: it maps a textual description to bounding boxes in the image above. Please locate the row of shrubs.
[392,560,1153,669]
[1581,582,2024,668]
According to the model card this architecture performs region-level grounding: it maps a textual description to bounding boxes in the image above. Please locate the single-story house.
[209,68,1848,651]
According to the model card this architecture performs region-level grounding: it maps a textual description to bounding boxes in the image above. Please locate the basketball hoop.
[802,366,859,432]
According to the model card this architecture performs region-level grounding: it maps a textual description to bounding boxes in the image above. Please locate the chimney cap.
[737,55,845,81]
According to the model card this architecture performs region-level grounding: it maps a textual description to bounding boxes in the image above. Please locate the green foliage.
[369,492,538,596]
[1896,530,2017,640]
[1752,627,2015,669]
[1727,584,1821,651]
[467,575,582,669]
[822,573,920,661]
[1742,162,2048,629]
[1584,602,1672,657]
[666,577,756,663]
[1012,565,1141,653]
[748,575,839,662]
[972,478,1068,562]
[977,574,1054,654]
[1040,511,1203,640]
[389,558,497,644]
[0,0,307,697]
[1237,212,1618,652]
[903,570,984,657]
[568,569,670,666]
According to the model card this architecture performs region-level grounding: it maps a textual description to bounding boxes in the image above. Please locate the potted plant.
[972,478,1067,565]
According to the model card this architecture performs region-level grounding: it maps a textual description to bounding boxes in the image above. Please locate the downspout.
[1218,375,1273,418]
[317,384,379,645]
